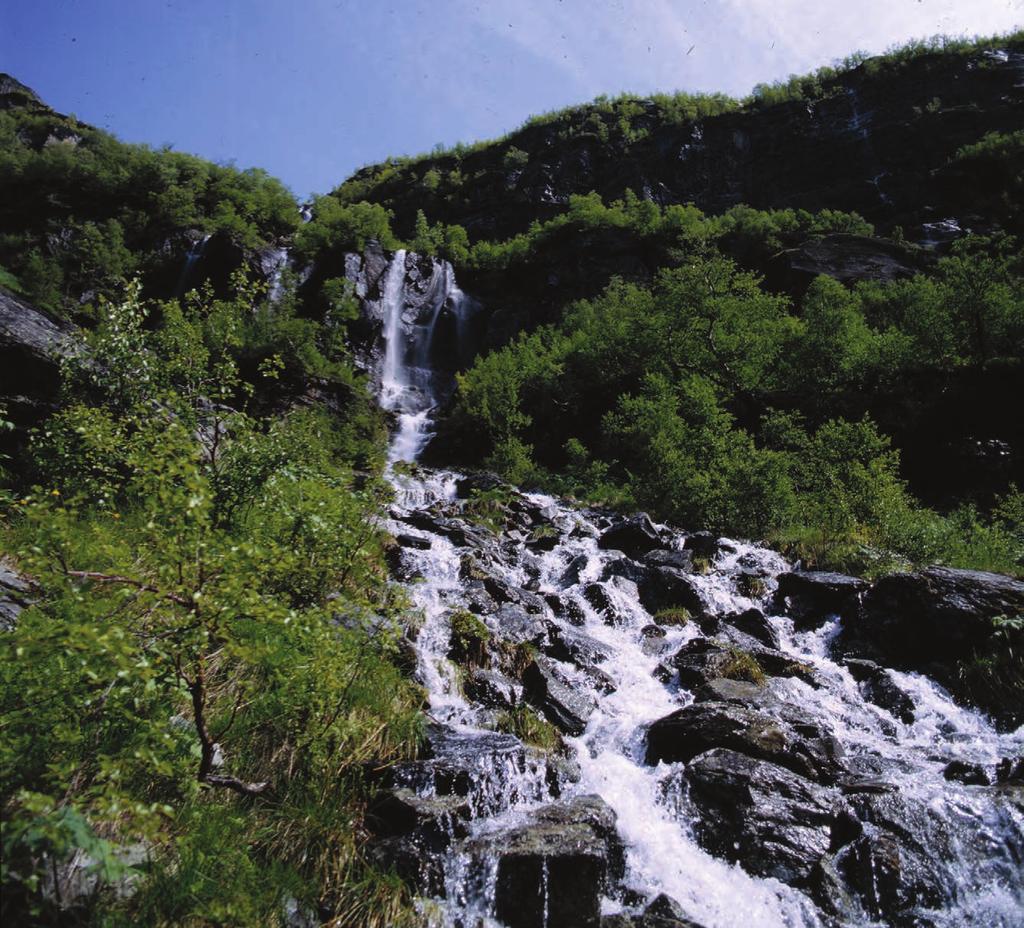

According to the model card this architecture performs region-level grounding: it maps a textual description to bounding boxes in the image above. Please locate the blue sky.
[3,0,1021,198]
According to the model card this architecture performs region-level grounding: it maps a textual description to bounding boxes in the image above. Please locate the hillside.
[335,34,1024,242]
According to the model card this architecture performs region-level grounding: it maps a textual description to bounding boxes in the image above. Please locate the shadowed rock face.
[839,566,1024,727]
[460,795,623,928]
[0,289,80,457]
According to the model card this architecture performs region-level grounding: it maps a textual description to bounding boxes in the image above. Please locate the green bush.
[1,280,421,925]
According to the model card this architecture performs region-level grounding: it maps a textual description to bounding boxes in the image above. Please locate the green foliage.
[956,615,1024,723]
[460,485,516,533]
[717,647,767,685]
[503,146,530,170]
[653,608,691,627]
[448,609,491,669]
[293,196,399,262]
[450,239,1024,574]
[1,281,421,924]
[0,107,298,313]
[496,705,561,752]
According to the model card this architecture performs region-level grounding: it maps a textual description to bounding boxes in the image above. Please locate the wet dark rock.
[645,701,843,783]
[364,788,470,896]
[464,668,522,711]
[634,566,705,617]
[643,895,696,923]
[366,787,470,842]
[652,662,675,684]
[601,893,707,927]
[463,580,499,615]
[583,582,631,626]
[545,593,588,626]
[839,791,955,917]
[838,778,898,796]
[683,748,841,885]
[673,638,746,690]
[523,657,597,736]
[720,608,780,649]
[462,795,621,928]
[642,548,694,572]
[844,659,916,724]
[385,546,423,583]
[683,532,729,559]
[734,571,769,599]
[601,555,651,586]
[780,233,929,287]
[0,290,81,453]
[365,836,446,897]
[773,571,867,628]
[525,530,559,552]
[846,567,1024,725]
[996,756,1024,783]
[392,726,562,816]
[544,624,613,670]
[598,514,666,557]
[560,553,591,587]
[942,760,990,786]
[492,603,547,644]
[402,510,489,548]
[692,678,774,706]
[395,532,431,550]
[672,637,818,691]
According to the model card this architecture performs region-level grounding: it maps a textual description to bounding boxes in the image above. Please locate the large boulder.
[598,514,666,557]
[777,234,930,289]
[460,795,622,928]
[523,657,597,736]
[364,788,471,895]
[843,567,1024,725]
[671,637,818,691]
[683,748,843,885]
[645,701,844,784]
[543,624,614,672]
[389,726,571,816]
[829,791,958,921]
[631,566,705,617]
[843,659,916,724]
[0,290,81,454]
[772,571,867,629]
[601,893,708,927]
[0,561,32,631]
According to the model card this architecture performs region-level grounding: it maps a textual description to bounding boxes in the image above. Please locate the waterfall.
[370,251,1024,928]
[175,234,210,296]
[264,246,290,305]
[376,249,479,463]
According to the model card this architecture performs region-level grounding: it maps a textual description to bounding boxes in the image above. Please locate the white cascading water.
[176,234,211,296]
[265,245,290,304]
[375,257,1024,928]
[377,249,478,463]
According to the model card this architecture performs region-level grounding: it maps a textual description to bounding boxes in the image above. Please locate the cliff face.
[338,45,1024,242]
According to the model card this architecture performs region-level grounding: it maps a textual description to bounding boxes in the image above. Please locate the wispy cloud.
[458,0,1023,100]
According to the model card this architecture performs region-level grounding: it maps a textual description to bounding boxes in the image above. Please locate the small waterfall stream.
[372,255,1024,928]
[376,249,478,463]
[175,234,211,296]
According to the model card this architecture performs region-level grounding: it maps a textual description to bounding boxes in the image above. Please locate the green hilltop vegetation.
[0,30,1022,927]
[332,31,1024,222]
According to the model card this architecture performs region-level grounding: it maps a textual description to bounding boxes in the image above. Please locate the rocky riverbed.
[366,467,1024,928]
